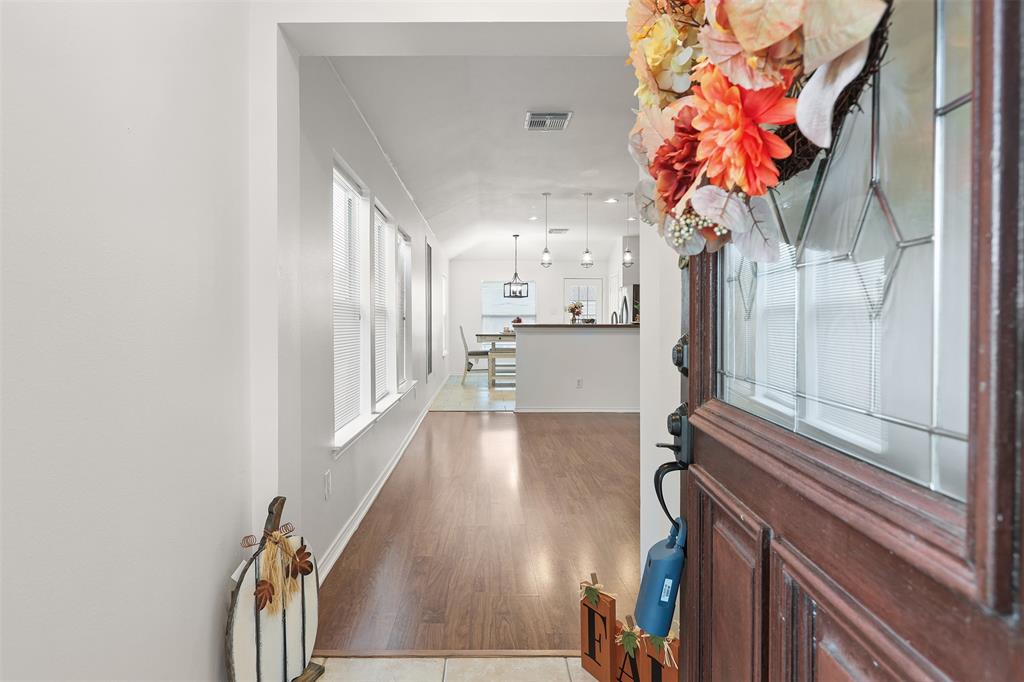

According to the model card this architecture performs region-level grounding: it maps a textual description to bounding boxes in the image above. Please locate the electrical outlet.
[576,378,583,389]
[323,470,332,500]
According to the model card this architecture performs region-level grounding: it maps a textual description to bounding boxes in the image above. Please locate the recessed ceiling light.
[528,215,539,221]
[604,197,618,204]
[627,216,637,222]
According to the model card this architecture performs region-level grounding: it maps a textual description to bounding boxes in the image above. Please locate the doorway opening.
[284,18,645,666]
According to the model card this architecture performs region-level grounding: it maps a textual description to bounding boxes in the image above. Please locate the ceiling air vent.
[548,228,570,235]
[525,112,573,131]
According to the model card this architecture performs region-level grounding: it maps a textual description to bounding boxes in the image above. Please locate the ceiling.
[330,53,639,260]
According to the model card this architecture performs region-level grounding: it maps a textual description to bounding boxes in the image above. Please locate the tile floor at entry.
[314,656,590,681]
[429,373,515,411]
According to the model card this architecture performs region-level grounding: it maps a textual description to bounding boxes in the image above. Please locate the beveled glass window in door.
[718,0,971,501]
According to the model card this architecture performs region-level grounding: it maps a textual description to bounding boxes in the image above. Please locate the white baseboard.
[514,406,640,413]
[317,376,446,580]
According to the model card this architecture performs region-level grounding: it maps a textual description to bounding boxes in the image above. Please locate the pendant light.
[622,191,635,268]
[540,192,553,268]
[504,234,528,298]
[580,192,594,268]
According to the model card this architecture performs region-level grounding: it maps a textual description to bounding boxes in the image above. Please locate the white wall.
[1,3,631,679]
[447,258,607,374]
[516,327,640,412]
[298,57,449,567]
[1,3,251,679]
[638,225,686,562]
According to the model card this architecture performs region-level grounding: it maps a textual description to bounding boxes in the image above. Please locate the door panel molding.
[770,538,941,682]
[969,0,1021,614]
[684,466,768,682]
[687,427,1023,679]
[691,400,973,599]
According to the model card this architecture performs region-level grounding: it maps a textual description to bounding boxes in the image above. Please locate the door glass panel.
[717,0,971,501]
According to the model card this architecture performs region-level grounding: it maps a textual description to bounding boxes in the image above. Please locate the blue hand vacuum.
[635,401,691,637]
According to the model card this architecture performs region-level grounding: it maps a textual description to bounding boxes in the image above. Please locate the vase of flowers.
[567,301,584,324]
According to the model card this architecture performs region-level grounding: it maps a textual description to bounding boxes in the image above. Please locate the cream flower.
[641,15,681,70]
[656,45,695,93]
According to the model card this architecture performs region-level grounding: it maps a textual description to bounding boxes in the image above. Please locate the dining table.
[475,332,516,350]
[476,332,516,387]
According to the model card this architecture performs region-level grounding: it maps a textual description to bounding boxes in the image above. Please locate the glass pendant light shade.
[540,192,553,268]
[541,247,552,267]
[581,192,594,268]
[504,234,528,298]
[622,191,635,268]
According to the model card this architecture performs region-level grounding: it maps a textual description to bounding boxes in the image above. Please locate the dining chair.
[460,325,488,385]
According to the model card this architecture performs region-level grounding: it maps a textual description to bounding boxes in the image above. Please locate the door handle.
[656,403,692,467]
[654,460,686,531]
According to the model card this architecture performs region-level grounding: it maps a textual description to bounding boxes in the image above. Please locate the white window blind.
[480,281,536,333]
[333,171,362,432]
[397,235,411,386]
[373,209,393,404]
[807,258,882,447]
[441,273,449,357]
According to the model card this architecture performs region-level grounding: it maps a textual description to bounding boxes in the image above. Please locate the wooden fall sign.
[580,576,680,682]
[580,574,616,681]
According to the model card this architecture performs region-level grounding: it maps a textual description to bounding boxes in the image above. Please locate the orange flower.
[650,105,702,213]
[691,65,796,196]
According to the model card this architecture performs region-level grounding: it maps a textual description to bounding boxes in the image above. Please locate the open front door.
[677,2,1023,679]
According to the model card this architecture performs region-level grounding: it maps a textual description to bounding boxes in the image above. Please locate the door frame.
[682,1,1022,677]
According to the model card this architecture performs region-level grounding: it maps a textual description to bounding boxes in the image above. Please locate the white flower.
[663,213,707,256]
[689,186,781,262]
[656,44,695,94]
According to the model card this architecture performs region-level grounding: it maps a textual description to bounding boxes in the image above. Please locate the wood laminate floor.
[315,411,640,653]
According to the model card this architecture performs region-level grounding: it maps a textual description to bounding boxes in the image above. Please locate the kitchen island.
[513,323,641,412]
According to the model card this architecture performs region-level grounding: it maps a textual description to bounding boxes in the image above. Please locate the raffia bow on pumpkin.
[253,530,315,615]
[643,633,679,669]
[616,616,644,659]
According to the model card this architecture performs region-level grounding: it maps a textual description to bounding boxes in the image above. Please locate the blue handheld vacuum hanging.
[635,461,687,637]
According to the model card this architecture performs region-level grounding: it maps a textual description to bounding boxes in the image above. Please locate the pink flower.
[698,24,801,90]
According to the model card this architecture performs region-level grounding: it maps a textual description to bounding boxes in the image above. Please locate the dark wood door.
[677,2,1023,680]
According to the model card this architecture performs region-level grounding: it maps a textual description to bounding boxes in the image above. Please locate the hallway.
[315,412,640,654]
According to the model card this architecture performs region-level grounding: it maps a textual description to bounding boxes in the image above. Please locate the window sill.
[374,392,402,414]
[332,380,418,458]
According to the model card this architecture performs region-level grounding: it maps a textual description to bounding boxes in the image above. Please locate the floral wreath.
[627,0,890,264]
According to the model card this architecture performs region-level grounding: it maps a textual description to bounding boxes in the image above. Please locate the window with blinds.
[396,233,412,386]
[481,281,536,333]
[333,170,362,432]
[373,209,394,405]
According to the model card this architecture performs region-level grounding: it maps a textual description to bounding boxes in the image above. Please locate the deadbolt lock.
[672,334,689,376]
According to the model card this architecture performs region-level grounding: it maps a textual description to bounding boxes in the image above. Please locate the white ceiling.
[329,53,639,260]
